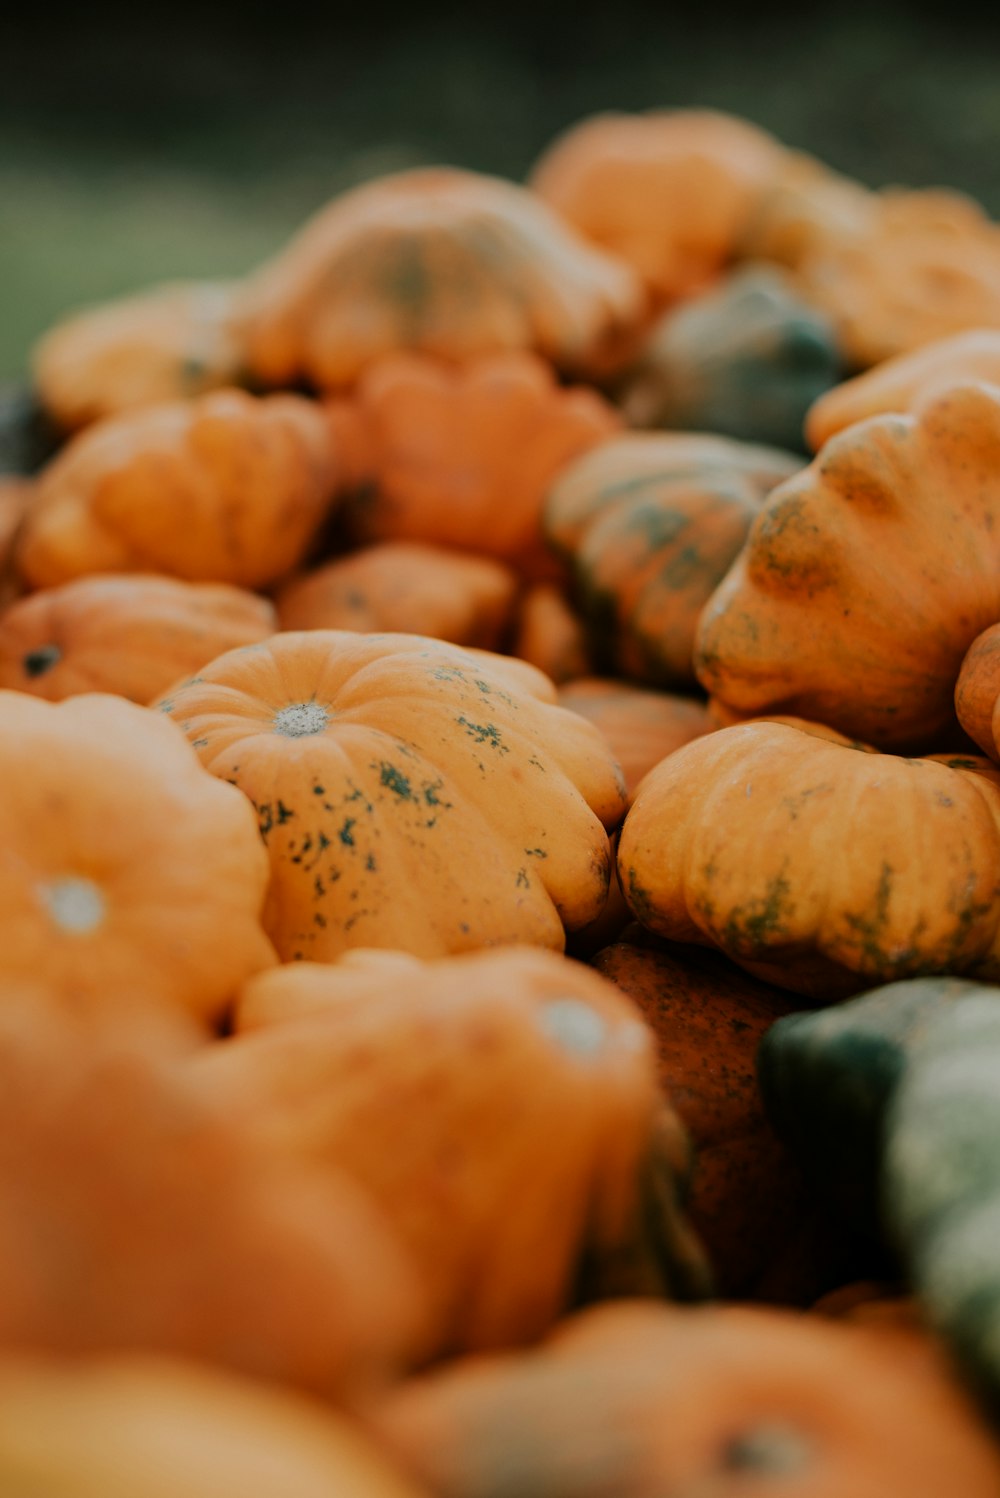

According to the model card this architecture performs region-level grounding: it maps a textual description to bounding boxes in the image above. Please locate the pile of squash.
[5,106,1000,1493]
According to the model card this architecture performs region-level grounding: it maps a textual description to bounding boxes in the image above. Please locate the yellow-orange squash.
[735,149,877,270]
[15,388,336,591]
[193,944,709,1358]
[510,584,593,685]
[0,691,275,1025]
[545,431,801,688]
[557,678,712,795]
[158,631,627,961]
[956,624,1000,761]
[806,329,1000,450]
[0,1356,433,1498]
[0,1005,425,1394]
[371,1300,1000,1498]
[235,167,646,389]
[696,381,1000,748]
[31,280,245,432]
[530,109,784,306]
[0,573,275,702]
[326,353,619,577]
[618,721,1000,1000]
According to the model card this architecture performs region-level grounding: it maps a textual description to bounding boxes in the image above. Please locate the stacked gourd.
[3,106,1000,1495]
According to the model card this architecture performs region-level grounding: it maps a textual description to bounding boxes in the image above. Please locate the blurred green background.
[3,1,1000,379]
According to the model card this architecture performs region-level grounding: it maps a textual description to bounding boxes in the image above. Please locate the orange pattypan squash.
[510,583,593,684]
[736,148,878,270]
[0,1006,426,1398]
[325,353,620,578]
[545,431,801,688]
[558,678,712,796]
[530,109,784,306]
[697,381,1000,748]
[618,721,1000,1000]
[15,388,336,591]
[158,631,627,961]
[275,542,517,649]
[31,280,245,432]
[0,573,275,702]
[194,945,709,1358]
[235,167,646,389]
[593,937,805,1292]
[371,1300,1000,1498]
[806,329,1000,450]
[956,623,1000,761]
[0,691,275,1025]
[0,1356,433,1498]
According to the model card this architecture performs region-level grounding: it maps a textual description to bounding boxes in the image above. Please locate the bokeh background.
[4,0,1000,380]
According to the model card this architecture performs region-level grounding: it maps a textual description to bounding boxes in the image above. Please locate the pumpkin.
[529,109,784,306]
[884,993,1000,1421]
[806,330,1000,451]
[593,936,805,1294]
[0,1355,432,1498]
[957,624,1000,760]
[371,1300,1000,1498]
[617,721,1000,1000]
[0,691,275,1026]
[31,280,245,432]
[158,631,627,962]
[325,353,619,578]
[758,976,985,1248]
[511,584,593,684]
[544,431,801,688]
[234,167,647,389]
[557,678,712,796]
[794,187,1000,368]
[735,148,878,270]
[15,388,337,591]
[0,573,276,702]
[0,1002,426,1394]
[618,264,842,451]
[696,381,1000,749]
[193,945,710,1358]
[275,542,517,649]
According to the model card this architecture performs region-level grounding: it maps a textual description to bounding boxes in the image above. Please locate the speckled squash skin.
[619,265,842,451]
[696,381,1000,749]
[806,329,1000,451]
[235,168,647,389]
[544,432,801,689]
[371,1300,1000,1498]
[956,624,1000,761]
[158,631,628,962]
[0,573,276,702]
[194,946,711,1358]
[593,937,805,1293]
[15,389,338,591]
[557,678,712,796]
[31,280,245,432]
[617,721,1000,1001]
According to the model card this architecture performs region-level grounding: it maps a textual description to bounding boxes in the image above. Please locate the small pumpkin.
[31,280,245,432]
[544,431,801,688]
[0,1355,432,1498]
[696,381,1000,749]
[193,945,710,1358]
[593,937,804,1294]
[557,678,712,795]
[15,388,337,591]
[235,167,646,389]
[617,721,1000,1000]
[0,691,275,1027]
[158,631,627,962]
[372,1299,1000,1498]
[325,353,619,578]
[956,623,1000,761]
[0,1004,426,1394]
[806,329,1000,450]
[735,148,878,270]
[530,109,784,306]
[275,542,517,649]
[0,573,276,702]
[510,584,593,684]
[618,264,843,451]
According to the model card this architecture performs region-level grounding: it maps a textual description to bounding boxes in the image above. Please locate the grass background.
[3,1,1000,380]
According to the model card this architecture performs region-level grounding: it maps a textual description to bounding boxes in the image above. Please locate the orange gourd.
[956,623,1000,761]
[735,149,877,269]
[510,584,593,684]
[558,678,712,795]
[158,631,627,961]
